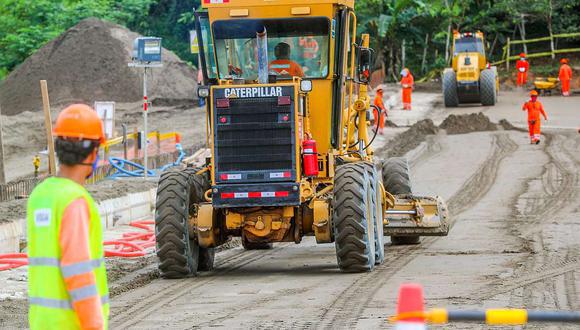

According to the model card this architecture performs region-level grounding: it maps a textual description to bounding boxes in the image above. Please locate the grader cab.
[442,31,499,107]
[154,0,449,279]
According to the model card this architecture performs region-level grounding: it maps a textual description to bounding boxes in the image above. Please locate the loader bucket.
[383,195,449,236]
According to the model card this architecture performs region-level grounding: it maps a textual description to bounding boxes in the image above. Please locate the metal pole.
[143,67,148,178]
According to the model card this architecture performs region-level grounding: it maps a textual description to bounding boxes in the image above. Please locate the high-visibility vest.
[27,177,109,329]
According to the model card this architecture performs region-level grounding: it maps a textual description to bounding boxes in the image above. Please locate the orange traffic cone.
[395,283,427,330]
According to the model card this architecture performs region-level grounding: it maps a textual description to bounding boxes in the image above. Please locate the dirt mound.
[380,119,439,158]
[0,18,197,116]
[440,112,497,135]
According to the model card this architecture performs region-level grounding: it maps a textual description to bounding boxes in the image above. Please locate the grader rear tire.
[382,158,421,245]
[480,69,497,106]
[382,158,412,195]
[155,168,212,278]
[333,163,376,272]
[443,70,459,107]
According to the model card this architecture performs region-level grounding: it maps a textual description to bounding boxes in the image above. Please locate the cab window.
[212,17,330,80]
[454,37,484,55]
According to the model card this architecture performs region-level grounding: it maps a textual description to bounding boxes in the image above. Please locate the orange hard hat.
[560,58,568,64]
[519,53,526,58]
[53,104,105,144]
[530,90,539,96]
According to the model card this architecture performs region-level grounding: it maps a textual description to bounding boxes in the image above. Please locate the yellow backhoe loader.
[443,31,499,107]
[154,0,449,278]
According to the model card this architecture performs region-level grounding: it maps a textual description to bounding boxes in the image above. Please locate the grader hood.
[383,194,450,236]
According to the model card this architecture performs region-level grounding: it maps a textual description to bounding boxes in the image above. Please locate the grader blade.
[383,195,450,236]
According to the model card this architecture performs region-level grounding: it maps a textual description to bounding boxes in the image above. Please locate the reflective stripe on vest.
[30,295,110,310]
[28,257,105,278]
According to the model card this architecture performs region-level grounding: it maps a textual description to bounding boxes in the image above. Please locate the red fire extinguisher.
[302,139,319,177]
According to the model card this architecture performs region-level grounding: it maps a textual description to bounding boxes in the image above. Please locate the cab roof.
[202,0,355,8]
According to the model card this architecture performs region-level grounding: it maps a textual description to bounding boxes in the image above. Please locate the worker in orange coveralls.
[400,68,414,110]
[559,58,573,96]
[27,104,109,330]
[373,87,388,135]
[522,90,548,145]
[516,53,529,87]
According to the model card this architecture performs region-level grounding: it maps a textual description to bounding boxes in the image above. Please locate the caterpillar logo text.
[224,87,283,98]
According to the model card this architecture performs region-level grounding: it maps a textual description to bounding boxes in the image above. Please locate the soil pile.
[440,112,497,135]
[0,18,198,116]
[380,119,439,158]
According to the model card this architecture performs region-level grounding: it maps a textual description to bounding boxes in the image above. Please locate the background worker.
[373,87,388,135]
[299,36,319,72]
[33,154,40,178]
[27,104,109,330]
[559,58,573,96]
[269,42,304,78]
[522,90,548,144]
[400,68,414,110]
[516,53,529,87]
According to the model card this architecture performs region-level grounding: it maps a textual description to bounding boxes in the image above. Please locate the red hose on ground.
[103,220,155,257]
[0,253,28,271]
[0,220,156,271]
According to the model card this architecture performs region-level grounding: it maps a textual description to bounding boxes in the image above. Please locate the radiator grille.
[213,91,296,183]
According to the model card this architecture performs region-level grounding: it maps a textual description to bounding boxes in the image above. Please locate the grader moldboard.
[442,31,499,107]
[155,0,449,278]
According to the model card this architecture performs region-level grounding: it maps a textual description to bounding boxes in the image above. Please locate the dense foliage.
[1,0,579,81]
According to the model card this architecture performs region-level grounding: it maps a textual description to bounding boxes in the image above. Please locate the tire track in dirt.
[110,244,290,328]
[471,133,579,308]
[313,133,517,329]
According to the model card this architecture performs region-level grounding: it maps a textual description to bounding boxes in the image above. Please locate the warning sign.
[190,30,199,54]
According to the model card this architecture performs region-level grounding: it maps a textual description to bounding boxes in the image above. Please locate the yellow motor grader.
[154,0,449,278]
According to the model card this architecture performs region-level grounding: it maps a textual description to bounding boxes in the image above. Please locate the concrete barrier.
[0,188,157,254]
[0,221,21,253]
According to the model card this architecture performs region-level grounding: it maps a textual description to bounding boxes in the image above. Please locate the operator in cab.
[269,42,304,78]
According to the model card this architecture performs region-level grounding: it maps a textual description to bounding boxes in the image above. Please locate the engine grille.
[213,87,296,184]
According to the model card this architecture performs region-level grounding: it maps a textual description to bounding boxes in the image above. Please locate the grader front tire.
[332,163,376,272]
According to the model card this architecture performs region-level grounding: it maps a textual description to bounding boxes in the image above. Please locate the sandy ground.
[1,102,206,182]
[1,90,579,329]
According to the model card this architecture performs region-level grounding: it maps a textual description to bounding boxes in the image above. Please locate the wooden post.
[40,80,56,176]
[0,105,6,184]
[133,127,139,160]
[506,38,511,71]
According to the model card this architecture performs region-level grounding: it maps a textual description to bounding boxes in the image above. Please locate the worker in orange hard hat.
[400,68,414,110]
[522,90,548,144]
[269,42,304,78]
[373,87,388,135]
[516,53,529,87]
[558,58,573,96]
[27,104,109,330]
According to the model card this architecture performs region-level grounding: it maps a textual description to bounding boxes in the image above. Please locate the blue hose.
[108,143,186,178]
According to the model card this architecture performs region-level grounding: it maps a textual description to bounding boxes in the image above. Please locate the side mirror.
[356,46,373,84]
